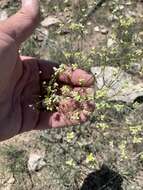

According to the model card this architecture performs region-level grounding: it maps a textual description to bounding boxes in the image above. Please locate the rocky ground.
[0,0,143,190]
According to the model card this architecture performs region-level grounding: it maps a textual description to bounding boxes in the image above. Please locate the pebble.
[28,153,46,172]
[0,10,8,21]
[41,16,61,28]
[101,28,109,35]
[94,26,100,32]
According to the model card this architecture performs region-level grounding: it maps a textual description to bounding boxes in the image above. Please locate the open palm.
[0,0,94,141]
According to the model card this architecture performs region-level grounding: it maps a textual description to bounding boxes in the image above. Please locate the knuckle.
[19,8,40,24]
[0,31,16,49]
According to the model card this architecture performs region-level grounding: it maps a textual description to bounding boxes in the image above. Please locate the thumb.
[22,0,40,16]
[0,0,40,45]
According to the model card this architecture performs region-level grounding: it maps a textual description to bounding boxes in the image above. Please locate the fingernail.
[22,0,39,8]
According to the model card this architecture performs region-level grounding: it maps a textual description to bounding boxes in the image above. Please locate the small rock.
[1,175,15,190]
[119,5,124,10]
[100,28,109,35]
[139,31,143,38]
[128,63,142,74]
[107,38,115,48]
[126,11,136,17]
[7,176,15,184]
[136,171,143,188]
[125,1,132,5]
[0,10,8,21]
[41,16,61,28]
[108,14,118,22]
[28,153,46,172]
[91,66,143,103]
[94,26,100,32]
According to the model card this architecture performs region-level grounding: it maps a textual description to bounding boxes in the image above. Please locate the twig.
[82,0,107,24]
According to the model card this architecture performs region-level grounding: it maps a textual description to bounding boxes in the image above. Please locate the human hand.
[0,0,94,141]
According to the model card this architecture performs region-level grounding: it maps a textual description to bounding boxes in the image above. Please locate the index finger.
[58,68,94,87]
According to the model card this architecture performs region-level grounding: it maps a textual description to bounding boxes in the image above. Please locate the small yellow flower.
[66,159,75,167]
[72,64,78,70]
[66,132,75,142]
[120,17,135,27]
[114,104,124,112]
[96,123,110,130]
[86,153,96,163]
[132,136,142,144]
[78,79,85,86]
[119,141,128,160]
[129,125,142,135]
[96,88,108,99]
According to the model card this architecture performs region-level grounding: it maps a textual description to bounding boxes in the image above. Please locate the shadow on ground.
[81,165,123,190]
